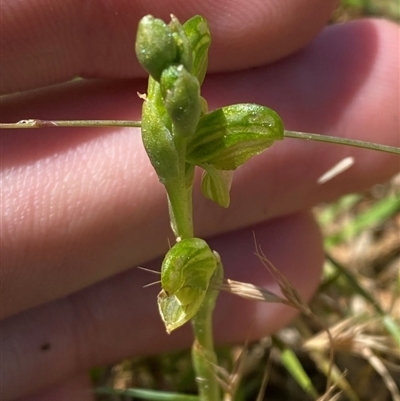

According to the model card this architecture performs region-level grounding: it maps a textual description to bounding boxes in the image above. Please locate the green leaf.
[182,15,211,85]
[186,104,284,170]
[95,387,200,401]
[280,347,319,398]
[326,194,400,245]
[201,165,233,208]
[158,238,217,333]
[135,15,177,82]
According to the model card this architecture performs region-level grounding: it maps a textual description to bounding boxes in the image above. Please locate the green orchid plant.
[1,13,399,401]
[135,15,283,400]
[136,14,282,317]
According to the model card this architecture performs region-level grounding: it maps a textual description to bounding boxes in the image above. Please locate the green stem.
[166,131,221,401]
[166,133,194,239]
[191,260,223,401]
[0,119,142,129]
[95,387,200,400]
[284,130,400,155]
[166,179,194,239]
[2,120,398,156]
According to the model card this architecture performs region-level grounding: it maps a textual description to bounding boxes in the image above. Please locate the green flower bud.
[160,65,201,137]
[158,238,217,333]
[135,15,177,82]
[169,15,193,74]
[141,95,179,185]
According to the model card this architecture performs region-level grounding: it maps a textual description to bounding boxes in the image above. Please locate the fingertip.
[206,0,337,70]
[1,0,337,93]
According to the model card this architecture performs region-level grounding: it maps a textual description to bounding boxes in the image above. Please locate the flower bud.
[141,97,179,185]
[135,15,177,82]
[160,65,201,137]
[169,15,193,74]
[158,238,217,333]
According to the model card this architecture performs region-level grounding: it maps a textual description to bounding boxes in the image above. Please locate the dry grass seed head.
[304,315,400,401]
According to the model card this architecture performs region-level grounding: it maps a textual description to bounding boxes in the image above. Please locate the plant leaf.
[186,104,284,170]
[182,15,211,85]
[201,165,233,208]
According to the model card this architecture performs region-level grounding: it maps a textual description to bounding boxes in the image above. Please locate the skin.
[0,0,399,399]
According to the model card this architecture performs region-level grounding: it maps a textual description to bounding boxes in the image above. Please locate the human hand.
[1,0,399,399]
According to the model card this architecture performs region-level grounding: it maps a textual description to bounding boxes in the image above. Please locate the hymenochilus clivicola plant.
[135,14,284,400]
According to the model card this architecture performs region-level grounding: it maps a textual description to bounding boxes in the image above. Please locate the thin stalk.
[166,129,221,400]
[2,120,399,156]
[166,180,194,240]
[95,387,200,400]
[191,261,223,401]
[0,119,141,129]
[165,134,194,240]
[284,130,400,155]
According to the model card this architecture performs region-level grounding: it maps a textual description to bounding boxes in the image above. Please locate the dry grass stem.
[318,157,355,184]
[220,347,248,401]
[360,347,400,401]
[212,279,286,304]
[255,352,272,401]
[304,315,400,400]
[254,240,337,391]
[254,242,313,316]
[317,384,342,401]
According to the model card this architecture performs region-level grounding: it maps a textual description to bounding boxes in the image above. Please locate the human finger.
[0,0,337,94]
